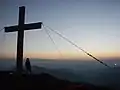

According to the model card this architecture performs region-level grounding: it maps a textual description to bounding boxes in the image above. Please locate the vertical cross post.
[17,6,25,73]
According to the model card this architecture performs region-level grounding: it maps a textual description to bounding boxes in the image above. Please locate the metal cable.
[42,24,111,68]
[43,26,63,58]
[0,28,4,32]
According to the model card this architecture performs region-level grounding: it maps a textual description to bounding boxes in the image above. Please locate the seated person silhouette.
[25,58,31,74]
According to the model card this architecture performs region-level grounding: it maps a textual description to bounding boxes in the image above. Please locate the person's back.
[25,58,31,74]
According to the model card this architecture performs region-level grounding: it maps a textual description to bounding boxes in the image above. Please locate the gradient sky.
[0,0,120,60]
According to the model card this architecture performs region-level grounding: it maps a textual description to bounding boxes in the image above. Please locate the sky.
[0,0,120,60]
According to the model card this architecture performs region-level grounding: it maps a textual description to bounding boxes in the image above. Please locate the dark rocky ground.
[0,71,112,90]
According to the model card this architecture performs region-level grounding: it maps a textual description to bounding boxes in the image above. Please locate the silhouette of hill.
[0,59,120,90]
[8,65,120,90]
[0,71,111,90]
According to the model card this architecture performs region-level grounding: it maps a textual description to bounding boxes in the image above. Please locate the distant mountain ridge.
[30,65,120,90]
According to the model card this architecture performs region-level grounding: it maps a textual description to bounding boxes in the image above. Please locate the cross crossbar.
[5,22,42,32]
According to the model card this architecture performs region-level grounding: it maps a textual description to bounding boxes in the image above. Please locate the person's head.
[26,58,29,62]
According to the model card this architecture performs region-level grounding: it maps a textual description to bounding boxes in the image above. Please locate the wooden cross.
[4,6,42,74]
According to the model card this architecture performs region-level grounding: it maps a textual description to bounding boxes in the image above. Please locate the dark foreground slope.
[0,71,111,90]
